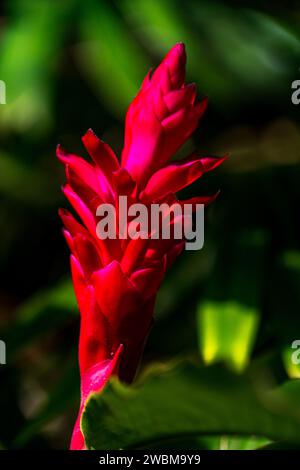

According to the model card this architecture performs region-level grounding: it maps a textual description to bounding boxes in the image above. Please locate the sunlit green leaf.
[197,230,267,371]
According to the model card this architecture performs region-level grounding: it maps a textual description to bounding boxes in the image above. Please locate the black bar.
[0,450,299,467]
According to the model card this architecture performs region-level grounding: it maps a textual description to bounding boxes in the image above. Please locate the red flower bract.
[58,43,226,450]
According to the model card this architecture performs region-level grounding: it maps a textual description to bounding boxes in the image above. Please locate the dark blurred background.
[0,0,299,449]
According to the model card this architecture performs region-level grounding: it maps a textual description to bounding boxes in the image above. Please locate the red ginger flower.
[58,43,226,450]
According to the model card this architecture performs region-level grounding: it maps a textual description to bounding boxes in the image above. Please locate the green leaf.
[198,300,259,372]
[81,361,300,450]
[77,0,148,117]
[216,435,269,450]
[197,230,268,371]
[0,0,71,133]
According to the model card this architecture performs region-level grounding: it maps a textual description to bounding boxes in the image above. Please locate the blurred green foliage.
[0,0,300,449]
